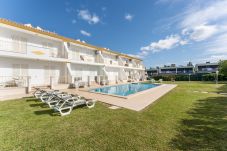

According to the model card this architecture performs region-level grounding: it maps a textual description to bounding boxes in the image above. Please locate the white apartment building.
[0,18,145,94]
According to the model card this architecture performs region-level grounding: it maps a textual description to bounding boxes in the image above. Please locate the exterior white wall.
[0,23,145,90]
[0,26,65,59]
[105,67,119,82]
[0,57,66,86]
[70,64,100,82]
[68,44,96,63]
[102,53,118,65]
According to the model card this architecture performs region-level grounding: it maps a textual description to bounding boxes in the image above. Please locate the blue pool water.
[90,83,159,96]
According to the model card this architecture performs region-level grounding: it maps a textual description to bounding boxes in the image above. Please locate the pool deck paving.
[64,84,177,111]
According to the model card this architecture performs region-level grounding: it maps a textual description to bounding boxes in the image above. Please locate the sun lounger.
[33,88,48,98]
[33,88,96,116]
[53,95,96,116]
[46,93,78,108]
[40,90,65,103]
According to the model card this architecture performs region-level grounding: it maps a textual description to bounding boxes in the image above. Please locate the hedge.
[148,73,227,81]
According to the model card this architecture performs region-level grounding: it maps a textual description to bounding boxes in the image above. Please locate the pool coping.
[64,83,177,111]
[87,83,161,99]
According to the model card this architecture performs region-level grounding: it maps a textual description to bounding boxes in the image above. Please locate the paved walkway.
[64,84,177,111]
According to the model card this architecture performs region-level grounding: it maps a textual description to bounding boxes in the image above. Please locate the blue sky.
[0,0,227,67]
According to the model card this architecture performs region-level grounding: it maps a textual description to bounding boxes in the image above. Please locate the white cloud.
[180,1,227,28]
[78,10,100,24]
[183,24,218,41]
[204,33,227,54]
[140,34,186,55]
[80,30,91,37]
[125,13,134,21]
[124,0,227,66]
[180,0,227,42]
[134,0,227,60]
[196,55,227,63]
[179,39,188,45]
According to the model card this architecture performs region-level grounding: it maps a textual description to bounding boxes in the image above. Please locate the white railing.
[69,52,103,64]
[0,76,28,88]
[0,39,66,59]
[104,59,118,66]
[0,39,27,54]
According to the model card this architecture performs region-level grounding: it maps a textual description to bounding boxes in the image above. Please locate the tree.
[219,60,227,76]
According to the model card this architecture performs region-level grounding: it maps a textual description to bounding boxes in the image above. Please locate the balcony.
[105,60,119,66]
[69,52,103,64]
[160,71,177,74]
[177,71,194,74]
[198,67,218,73]
[0,39,66,59]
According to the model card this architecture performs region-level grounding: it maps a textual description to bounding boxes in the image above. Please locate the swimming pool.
[90,83,159,97]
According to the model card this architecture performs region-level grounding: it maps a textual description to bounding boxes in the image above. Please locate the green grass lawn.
[0,82,227,151]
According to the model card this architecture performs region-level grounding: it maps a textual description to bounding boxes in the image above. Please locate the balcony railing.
[104,59,119,66]
[69,54,101,64]
[198,68,218,72]
[0,40,66,59]
[160,71,177,74]
[177,71,194,74]
[0,39,27,54]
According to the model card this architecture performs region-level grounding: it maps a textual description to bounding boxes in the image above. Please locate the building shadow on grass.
[170,96,227,150]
